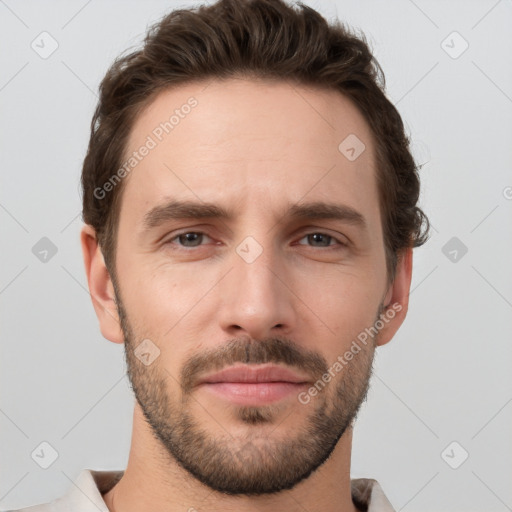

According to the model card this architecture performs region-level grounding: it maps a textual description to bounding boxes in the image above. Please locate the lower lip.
[200,382,308,405]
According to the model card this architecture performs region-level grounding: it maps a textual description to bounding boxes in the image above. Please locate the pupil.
[181,233,201,246]
[310,234,329,246]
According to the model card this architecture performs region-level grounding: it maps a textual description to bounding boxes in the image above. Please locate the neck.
[103,404,360,512]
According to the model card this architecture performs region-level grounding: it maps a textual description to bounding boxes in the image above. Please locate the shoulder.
[2,469,124,512]
[351,478,396,512]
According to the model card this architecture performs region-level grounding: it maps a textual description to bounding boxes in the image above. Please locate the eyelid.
[164,230,213,247]
[164,228,348,250]
[296,231,348,248]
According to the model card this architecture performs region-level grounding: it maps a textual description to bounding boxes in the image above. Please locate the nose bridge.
[234,234,279,301]
[219,229,295,338]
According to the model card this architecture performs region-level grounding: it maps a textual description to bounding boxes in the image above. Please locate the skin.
[81,77,413,512]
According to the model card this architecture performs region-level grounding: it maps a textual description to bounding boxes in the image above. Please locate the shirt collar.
[45,469,395,512]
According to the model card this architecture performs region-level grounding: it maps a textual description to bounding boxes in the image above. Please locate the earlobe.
[80,224,124,344]
[375,248,413,347]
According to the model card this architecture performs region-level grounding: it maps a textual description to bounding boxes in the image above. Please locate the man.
[14,0,429,510]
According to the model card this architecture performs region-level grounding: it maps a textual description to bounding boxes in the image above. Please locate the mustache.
[180,336,329,393]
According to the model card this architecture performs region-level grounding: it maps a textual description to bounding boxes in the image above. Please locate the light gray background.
[1,1,511,511]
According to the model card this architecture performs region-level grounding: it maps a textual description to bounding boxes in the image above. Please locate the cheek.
[121,259,234,361]
[118,261,193,334]
[297,268,381,353]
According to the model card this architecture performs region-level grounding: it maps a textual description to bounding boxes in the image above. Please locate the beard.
[114,284,379,496]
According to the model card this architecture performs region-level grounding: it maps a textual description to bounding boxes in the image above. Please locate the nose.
[217,241,296,341]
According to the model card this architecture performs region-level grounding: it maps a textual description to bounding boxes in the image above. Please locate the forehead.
[120,77,379,231]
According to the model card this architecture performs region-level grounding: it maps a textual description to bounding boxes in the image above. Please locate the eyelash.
[165,231,347,251]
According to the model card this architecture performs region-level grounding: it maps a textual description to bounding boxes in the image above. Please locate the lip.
[198,364,311,385]
[197,364,311,406]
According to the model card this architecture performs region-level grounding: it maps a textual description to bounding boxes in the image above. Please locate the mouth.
[196,364,312,405]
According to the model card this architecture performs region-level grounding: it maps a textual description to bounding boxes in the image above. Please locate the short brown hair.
[81,0,430,284]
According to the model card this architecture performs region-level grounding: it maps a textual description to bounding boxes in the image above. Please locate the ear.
[80,224,124,344]
[376,247,413,347]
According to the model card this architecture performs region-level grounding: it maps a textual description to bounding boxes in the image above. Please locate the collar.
[21,469,395,512]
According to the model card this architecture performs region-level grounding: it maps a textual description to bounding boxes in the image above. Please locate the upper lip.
[198,364,311,385]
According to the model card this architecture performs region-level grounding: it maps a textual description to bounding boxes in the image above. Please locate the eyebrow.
[141,199,367,232]
[142,200,236,230]
[285,202,366,228]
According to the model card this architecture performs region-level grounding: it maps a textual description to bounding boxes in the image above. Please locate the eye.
[164,231,346,251]
[296,232,346,248]
[167,231,212,248]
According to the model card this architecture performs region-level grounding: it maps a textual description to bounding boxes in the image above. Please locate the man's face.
[112,78,391,495]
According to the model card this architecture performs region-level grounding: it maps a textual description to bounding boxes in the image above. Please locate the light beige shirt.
[10,469,396,512]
